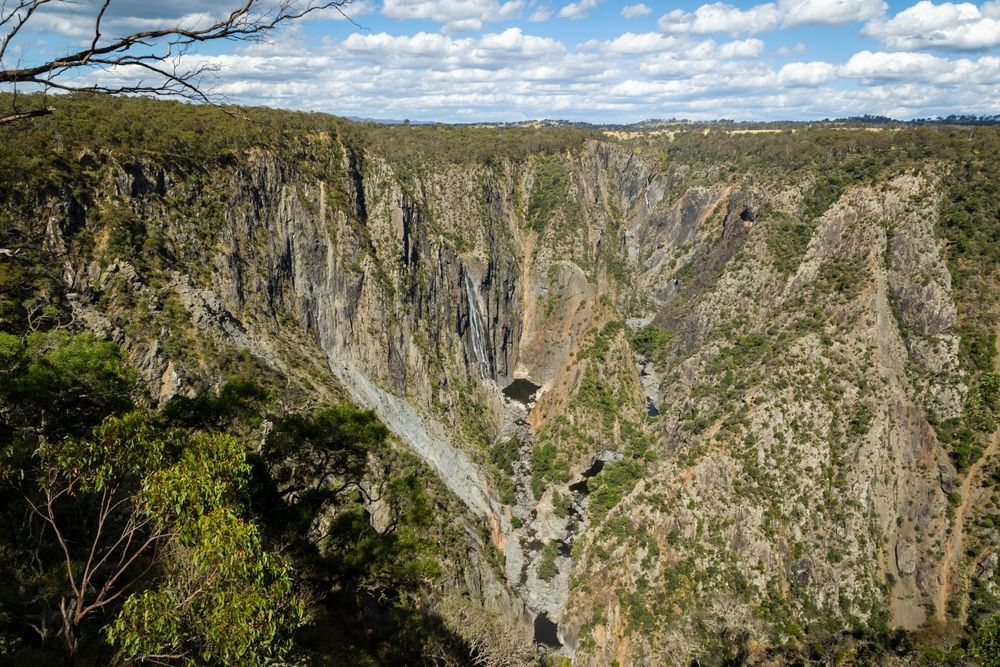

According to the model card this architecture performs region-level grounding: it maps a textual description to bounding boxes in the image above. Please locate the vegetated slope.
[1,95,998,665]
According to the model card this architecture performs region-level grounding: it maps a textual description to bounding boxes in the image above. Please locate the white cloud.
[24,0,375,41]
[719,38,766,57]
[442,19,484,33]
[559,0,600,20]
[837,50,1000,85]
[778,60,838,85]
[783,0,885,27]
[381,0,524,31]
[530,7,554,21]
[863,1,1000,50]
[20,6,1000,123]
[341,27,565,68]
[777,41,807,55]
[659,0,885,34]
[593,32,683,54]
[659,3,783,34]
[840,49,960,81]
[622,4,653,18]
[181,29,1000,120]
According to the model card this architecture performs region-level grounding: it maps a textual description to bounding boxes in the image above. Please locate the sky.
[6,0,1000,122]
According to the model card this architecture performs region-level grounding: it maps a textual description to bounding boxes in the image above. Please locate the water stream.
[646,397,660,416]
[522,449,623,650]
[464,272,491,379]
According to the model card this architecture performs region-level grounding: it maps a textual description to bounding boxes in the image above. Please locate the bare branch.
[86,0,112,60]
[0,0,357,122]
[0,105,49,122]
[25,480,80,600]
[0,0,53,62]
[0,1,352,83]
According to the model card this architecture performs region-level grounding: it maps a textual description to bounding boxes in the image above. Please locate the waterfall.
[464,272,491,379]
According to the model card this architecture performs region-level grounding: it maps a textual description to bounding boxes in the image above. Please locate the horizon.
[343,111,1000,124]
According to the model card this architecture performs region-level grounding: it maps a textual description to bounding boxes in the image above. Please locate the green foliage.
[848,404,875,436]
[0,331,134,441]
[526,153,571,232]
[320,473,441,593]
[815,254,865,299]
[141,431,250,525]
[588,460,644,523]
[765,211,814,275]
[99,205,147,260]
[801,155,883,220]
[490,438,520,475]
[622,590,657,632]
[363,120,596,168]
[708,332,770,376]
[8,400,301,665]
[251,402,452,660]
[530,442,571,500]
[260,403,389,517]
[47,410,173,492]
[162,377,270,429]
[628,324,673,365]
[971,613,1000,667]
[580,320,624,361]
[936,416,983,472]
[934,137,1000,475]
[0,247,64,334]
[938,373,1000,469]
[938,145,1000,379]
[980,371,1000,408]
[964,327,998,372]
[109,508,301,666]
[537,543,560,581]
[496,474,517,505]
[0,325,453,664]
[575,366,625,430]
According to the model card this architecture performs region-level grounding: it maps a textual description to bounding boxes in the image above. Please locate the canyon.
[3,101,998,664]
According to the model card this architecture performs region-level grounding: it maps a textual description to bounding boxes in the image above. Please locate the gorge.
[1,96,998,665]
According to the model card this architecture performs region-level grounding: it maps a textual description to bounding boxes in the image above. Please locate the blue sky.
[7,0,1000,122]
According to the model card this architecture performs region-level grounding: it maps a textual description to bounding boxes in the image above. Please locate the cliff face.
[15,118,999,663]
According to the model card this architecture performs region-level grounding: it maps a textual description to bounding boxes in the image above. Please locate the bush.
[766,212,813,275]
[588,460,643,523]
[490,438,520,474]
[628,324,673,364]
[971,612,1000,667]
[526,153,571,232]
[530,442,570,500]
[538,543,559,581]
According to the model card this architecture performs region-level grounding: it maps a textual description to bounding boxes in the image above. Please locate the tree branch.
[0,0,356,122]
[0,1,352,83]
[0,0,53,62]
[0,106,51,124]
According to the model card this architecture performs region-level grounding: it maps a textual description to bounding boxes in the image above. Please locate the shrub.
[628,324,673,364]
[538,543,560,581]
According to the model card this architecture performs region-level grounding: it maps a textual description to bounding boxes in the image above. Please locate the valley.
[1,96,998,665]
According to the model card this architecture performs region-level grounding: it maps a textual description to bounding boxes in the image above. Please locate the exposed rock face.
[24,130,987,664]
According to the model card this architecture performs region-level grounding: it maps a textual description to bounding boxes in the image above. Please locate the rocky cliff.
[4,103,998,664]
